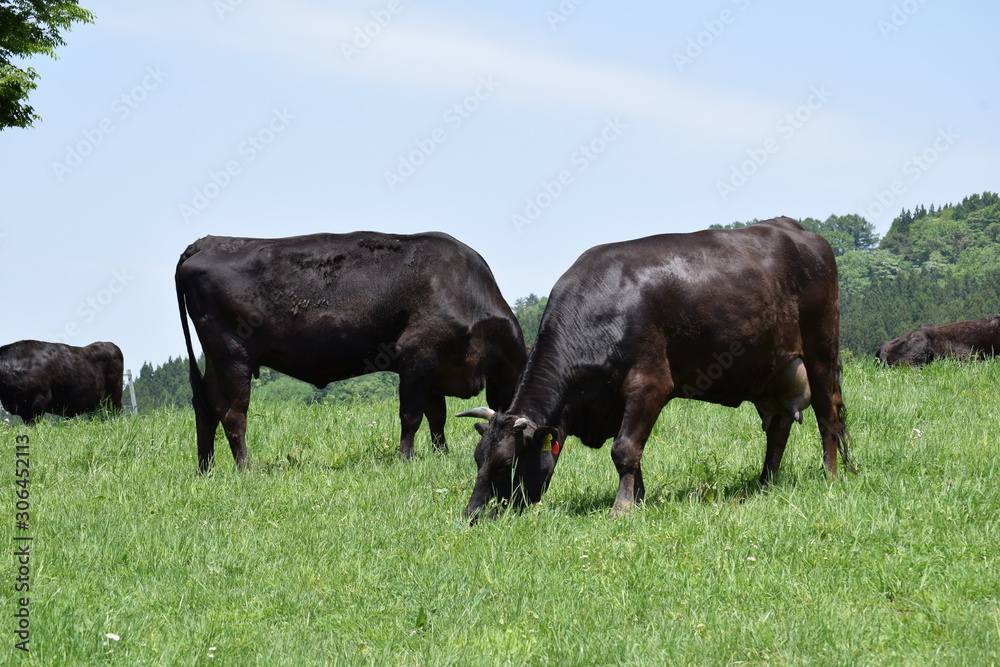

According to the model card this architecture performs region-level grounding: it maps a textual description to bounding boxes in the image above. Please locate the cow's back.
[536,217,834,368]
[177,231,523,391]
[515,218,838,441]
[180,232,498,324]
[937,316,1000,355]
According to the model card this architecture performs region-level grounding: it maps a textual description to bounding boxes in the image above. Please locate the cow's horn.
[513,417,529,431]
[455,407,495,420]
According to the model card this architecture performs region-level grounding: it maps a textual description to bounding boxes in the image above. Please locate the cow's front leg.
[423,391,447,453]
[396,373,429,460]
[611,437,647,518]
[27,390,51,424]
[610,375,669,518]
[396,346,440,459]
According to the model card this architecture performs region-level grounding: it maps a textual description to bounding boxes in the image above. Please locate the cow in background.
[176,231,526,472]
[458,217,854,521]
[876,316,1000,366]
[0,340,124,423]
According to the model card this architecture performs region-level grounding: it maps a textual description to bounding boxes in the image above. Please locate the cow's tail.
[835,362,857,475]
[176,251,209,417]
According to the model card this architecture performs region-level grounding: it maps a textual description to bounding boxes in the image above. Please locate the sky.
[1,0,997,372]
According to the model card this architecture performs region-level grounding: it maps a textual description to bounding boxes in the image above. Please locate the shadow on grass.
[206,435,459,477]
[557,474,776,517]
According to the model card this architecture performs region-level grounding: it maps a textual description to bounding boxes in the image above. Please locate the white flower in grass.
[103,632,120,646]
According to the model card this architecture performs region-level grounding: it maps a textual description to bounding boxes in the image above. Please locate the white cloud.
[103,1,893,165]
[211,4,784,139]
[218,2,915,175]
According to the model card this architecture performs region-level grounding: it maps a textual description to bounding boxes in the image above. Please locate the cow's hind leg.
[758,413,794,486]
[194,360,221,472]
[423,390,448,453]
[204,360,252,471]
[803,357,855,479]
[194,401,220,473]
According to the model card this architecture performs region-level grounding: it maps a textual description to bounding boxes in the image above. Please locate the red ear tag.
[552,440,561,456]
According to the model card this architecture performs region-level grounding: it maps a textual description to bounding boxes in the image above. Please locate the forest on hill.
[131,192,999,412]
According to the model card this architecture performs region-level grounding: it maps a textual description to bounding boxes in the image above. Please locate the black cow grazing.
[0,340,124,424]
[458,217,854,521]
[876,316,1000,366]
[176,231,527,472]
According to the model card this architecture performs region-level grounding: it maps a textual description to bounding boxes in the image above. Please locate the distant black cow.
[0,340,124,424]
[175,231,527,472]
[458,217,854,520]
[876,316,1000,366]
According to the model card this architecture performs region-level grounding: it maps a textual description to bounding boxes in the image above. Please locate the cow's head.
[876,328,939,366]
[456,407,562,523]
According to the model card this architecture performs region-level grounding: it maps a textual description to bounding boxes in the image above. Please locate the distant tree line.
[132,356,399,414]
[512,294,547,347]
[133,192,1000,409]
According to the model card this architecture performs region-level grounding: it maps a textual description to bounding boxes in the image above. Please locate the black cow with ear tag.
[458,218,853,522]
[457,407,563,521]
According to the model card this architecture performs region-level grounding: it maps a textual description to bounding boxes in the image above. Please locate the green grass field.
[3,360,1000,665]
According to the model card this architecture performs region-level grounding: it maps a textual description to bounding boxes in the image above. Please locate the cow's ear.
[534,426,562,456]
[473,422,488,436]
